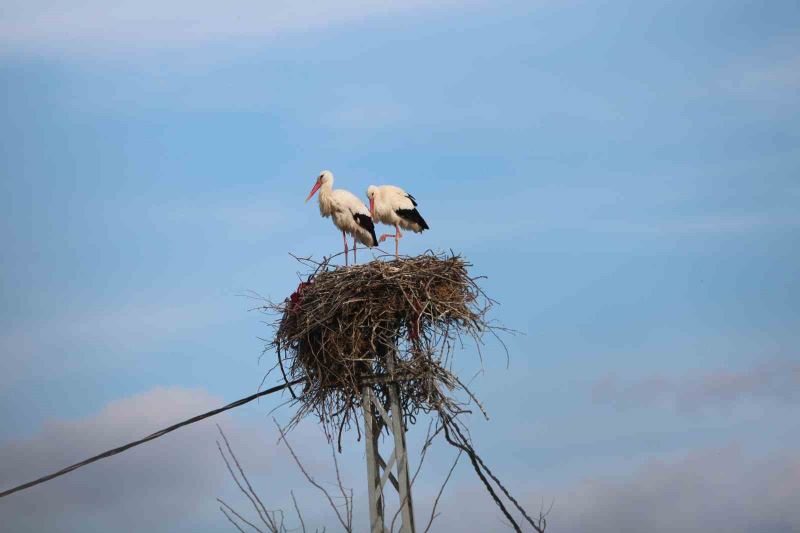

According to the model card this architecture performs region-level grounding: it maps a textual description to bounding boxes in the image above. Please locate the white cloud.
[2,385,799,532]
[0,386,234,532]
[554,445,800,533]
[0,386,344,533]
[714,35,800,103]
[430,445,800,533]
[159,197,293,238]
[0,299,223,383]
[593,360,800,413]
[735,55,800,93]
[589,212,800,235]
[0,0,485,57]
[322,86,410,130]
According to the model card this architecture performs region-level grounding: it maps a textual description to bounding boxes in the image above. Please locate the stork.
[306,170,378,265]
[366,184,429,257]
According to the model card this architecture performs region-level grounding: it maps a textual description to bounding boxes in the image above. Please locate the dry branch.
[274,419,353,532]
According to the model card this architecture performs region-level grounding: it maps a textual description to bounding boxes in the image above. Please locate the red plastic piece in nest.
[288,278,314,314]
[407,316,420,342]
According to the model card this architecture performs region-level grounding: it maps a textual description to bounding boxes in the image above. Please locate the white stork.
[366,184,429,257]
[306,170,378,265]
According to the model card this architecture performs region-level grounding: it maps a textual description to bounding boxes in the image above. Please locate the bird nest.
[261,252,501,442]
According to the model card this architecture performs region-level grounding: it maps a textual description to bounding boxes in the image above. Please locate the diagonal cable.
[0,378,306,499]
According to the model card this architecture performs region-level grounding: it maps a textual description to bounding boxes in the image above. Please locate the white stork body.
[306,171,378,265]
[366,184,429,257]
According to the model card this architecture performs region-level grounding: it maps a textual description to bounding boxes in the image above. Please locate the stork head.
[305,170,333,202]
[366,185,378,215]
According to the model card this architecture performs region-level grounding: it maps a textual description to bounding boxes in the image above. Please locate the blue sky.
[1,1,799,531]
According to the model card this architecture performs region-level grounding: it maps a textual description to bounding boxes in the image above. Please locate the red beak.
[369,197,375,216]
[305,180,322,203]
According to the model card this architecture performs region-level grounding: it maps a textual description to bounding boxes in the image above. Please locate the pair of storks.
[305,170,429,264]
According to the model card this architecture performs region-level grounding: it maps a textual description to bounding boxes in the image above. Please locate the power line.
[0,378,306,499]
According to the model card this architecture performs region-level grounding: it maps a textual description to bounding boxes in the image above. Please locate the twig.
[218,498,268,533]
[216,425,278,531]
[273,419,352,532]
[329,440,352,530]
[220,505,250,533]
[291,491,306,533]
[423,450,462,533]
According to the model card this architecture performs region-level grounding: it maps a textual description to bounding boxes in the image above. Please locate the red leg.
[353,237,358,264]
[342,230,349,266]
[394,224,401,258]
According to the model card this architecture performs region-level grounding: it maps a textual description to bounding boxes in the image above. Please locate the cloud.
[593,360,800,412]
[734,55,800,93]
[321,85,409,130]
[588,212,800,235]
[2,385,799,532]
[0,386,234,532]
[0,300,223,383]
[155,196,295,239]
[714,35,800,103]
[430,445,800,533]
[0,0,485,57]
[0,386,342,533]
[554,445,800,533]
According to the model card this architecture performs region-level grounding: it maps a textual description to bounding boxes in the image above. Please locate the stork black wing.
[396,208,429,231]
[405,193,418,207]
[353,213,379,246]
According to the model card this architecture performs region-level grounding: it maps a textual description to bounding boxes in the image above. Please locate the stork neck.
[319,179,333,196]
[317,179,335,216]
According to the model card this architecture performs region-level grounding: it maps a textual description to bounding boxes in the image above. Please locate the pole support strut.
[361,349,416,533]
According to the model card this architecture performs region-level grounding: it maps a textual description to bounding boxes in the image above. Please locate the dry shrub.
[261,252,500,442]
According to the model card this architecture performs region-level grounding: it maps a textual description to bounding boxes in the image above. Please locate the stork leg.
[395,225,403,258]
[342,230,349,266]
[353,237,358,264]
[379,225,403,258]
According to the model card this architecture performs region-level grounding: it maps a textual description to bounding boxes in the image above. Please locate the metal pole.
[388,381,416,533]
[362,386,385,533]
[361,342,417,533]
[385,346,416,533]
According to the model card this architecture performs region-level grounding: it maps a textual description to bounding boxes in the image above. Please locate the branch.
[217,425,278,532]
[218,498,267,533]
[423,450,462,533]
[291,491,307,533]
[220,505,250,533]
[273,419,352,532]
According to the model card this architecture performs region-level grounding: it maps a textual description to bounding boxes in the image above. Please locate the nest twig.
[260,252,500,443]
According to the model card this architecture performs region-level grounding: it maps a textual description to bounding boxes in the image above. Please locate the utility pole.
[361,349,416,533]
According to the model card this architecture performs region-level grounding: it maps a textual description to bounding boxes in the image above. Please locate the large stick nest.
[261,252,501,441]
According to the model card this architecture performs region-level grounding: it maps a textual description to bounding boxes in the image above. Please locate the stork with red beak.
[306,170,378,265]
[366,184,429,257]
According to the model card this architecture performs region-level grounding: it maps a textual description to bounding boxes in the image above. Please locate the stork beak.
[369,197,375,216]
[305,180,322,203]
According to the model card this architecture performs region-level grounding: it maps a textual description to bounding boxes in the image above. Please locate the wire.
[0,378,306,499]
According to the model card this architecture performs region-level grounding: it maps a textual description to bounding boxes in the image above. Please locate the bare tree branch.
[291,491,307,533]
[273,418,352,532]
[329,439,353,530]
[390,420,445,533]
[423,450,462,533]
[220,505,250,533]
[218,498,267,533]
[216,425,278,532]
